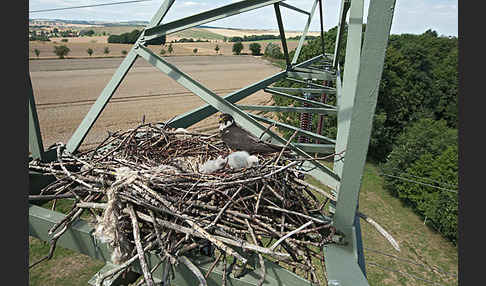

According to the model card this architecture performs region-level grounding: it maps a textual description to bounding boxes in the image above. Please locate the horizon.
[28,0,458,37]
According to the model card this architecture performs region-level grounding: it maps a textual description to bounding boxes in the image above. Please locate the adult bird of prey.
[218,113,284,154]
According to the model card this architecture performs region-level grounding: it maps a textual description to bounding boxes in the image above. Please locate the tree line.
[107,29,166,45]
[227,34,317,42]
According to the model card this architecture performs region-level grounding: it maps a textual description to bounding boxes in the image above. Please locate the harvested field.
[29,55,282,152]
[29,40,303,59]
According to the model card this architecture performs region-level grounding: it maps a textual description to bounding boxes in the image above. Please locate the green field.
[70,25,225,40]
[28,162,458,286]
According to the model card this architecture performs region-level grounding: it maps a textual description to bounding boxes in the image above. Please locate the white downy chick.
[227,151,259,170]
[199,156,227,174]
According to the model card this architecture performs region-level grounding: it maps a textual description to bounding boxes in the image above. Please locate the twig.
[179,255,208,286]
[204,252,223,279]
[127,203,155,286]
[245,219,266,286]
[274,130,298,166]
[358,211,400,251]
[269,220,313,251]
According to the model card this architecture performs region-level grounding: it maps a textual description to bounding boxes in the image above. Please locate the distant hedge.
[108,29,166,45]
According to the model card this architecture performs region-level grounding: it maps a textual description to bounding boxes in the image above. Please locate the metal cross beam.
[274,3,291,68]
[65,0,176,153]
[264,87,336,108]
[333,0,351,68]
[269,86,337,95]
[324,0,397,285]
[291,0,319,65]
[237,104,337,115]
[167,54,325,129]
[142,0,284,43]
[279,2,310,15]
[28,75,45,161]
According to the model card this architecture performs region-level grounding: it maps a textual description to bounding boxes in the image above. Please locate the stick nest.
[29,122,340,285]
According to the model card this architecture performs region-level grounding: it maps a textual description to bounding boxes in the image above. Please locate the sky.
[28,0,458,37]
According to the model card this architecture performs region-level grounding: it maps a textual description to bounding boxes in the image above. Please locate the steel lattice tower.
[29,1,397,285]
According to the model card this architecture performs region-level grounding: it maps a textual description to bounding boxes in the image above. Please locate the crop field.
[29,39,303,59]
[29,55,281,152]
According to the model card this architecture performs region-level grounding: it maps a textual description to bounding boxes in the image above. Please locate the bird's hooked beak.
[218,113,227,123]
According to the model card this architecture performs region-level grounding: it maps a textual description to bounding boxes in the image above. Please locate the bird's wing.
[227,125,283,153]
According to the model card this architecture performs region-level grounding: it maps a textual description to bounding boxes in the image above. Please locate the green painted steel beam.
[292,143,335,154]
[333,0,351,68]
[285,77,329,89]
[318,0,326,55]
[248,113,336,145]
[264,88,335,108]
[65,50,139,153]
[333,0,364,178]
[29,204,313,286]
[274,3,291,68]
[291,0,319,65]
[168,54,325,129]
[292,66,335,75]
[146,0,176,28]
[65,0,175,154]
[143,0,284,43]
[333,0,396,230]
[286,71,335,81]
[279,2,310,15]
[28,75,45,161]
[29,204,114,262]
[323,225,369,286]
[237,105,337,115]
[333,66,344,171]
[269,86,336,95]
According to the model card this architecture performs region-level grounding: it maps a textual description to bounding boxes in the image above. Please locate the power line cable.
[381,166,458,188]
[380,173,458,193]
[30,0,152,13]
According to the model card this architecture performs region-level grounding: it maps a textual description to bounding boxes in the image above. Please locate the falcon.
[218,113,283,154]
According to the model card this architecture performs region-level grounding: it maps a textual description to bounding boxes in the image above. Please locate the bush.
[107,29,165,45]
[104,47,110,54]
[79,29,95,37]
[86,48,94,56]
[391,144,458,243]
[122,50,128,56]
[249,43,261,55]
[264,42,283,59]
[34,49,40,58]
[232,42,243,55]
[193,48,198,54]
[160,49,166,55]
[382,118,458,243]
[53,45,70,59]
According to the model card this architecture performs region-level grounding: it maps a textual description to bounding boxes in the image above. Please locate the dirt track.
[29,55,281,151]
